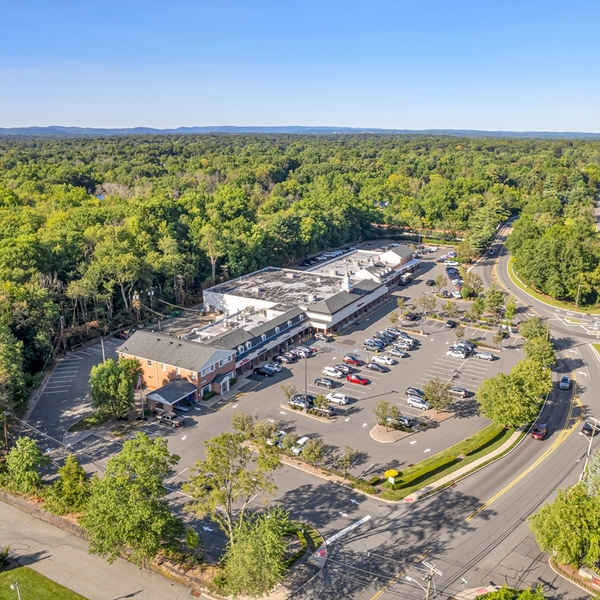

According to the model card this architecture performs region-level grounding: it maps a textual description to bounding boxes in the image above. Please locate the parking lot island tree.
[484,285,506,324]
[418,294,437,316]
[519,317,548,341]
[80,432,184,566]
[280,384,298,402]
[184,432,280,545]
[335,446,360,479]
[435,274,448,294]
[89,357,143,419]
[231,411,257,439]
[372,400,400,431]
[492,330,506,351]
[505,296,517,321]
[313,394,329,411]
[423,377,453,412]
[523,337,555,368]
[220,506,291,599]
[396,297,405,312]
[454,324,466,340]
[301,438,325,467]
[462,271,484,298]
[4,436,49,494]
[388,311,399,325]
[252,419,280,445]
[444,300,459,319]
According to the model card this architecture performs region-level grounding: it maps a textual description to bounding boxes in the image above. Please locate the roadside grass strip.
[68,411,112,432]
[0,566,87,600]
[379,424,514,501]
[507,257,600,315]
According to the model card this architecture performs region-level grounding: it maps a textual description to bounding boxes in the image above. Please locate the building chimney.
[341,272,353,292]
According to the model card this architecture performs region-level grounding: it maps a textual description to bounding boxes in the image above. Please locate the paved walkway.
[0,500,191,600]
[403,429,524,502]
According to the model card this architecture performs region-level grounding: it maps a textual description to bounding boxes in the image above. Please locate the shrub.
[203,391,215,400]
[368,476,381,486]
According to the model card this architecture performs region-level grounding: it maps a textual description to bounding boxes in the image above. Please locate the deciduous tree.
[423,377,453,412]
[184,433,280,544]
[80,433,183,565]
[5,436,49,494]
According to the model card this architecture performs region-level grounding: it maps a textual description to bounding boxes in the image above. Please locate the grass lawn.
[0,567,87,599]
[67,411,112,432]
[592,344,600,357]
[380,424,517,501]
[508,258,600,315]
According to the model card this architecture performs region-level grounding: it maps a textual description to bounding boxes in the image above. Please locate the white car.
[429,246,438,252]
[475,351,495,361]
[394,339,414,349]
[451,290,462,299]
[407,396,431,411]
[322,366,344,379]
[291,436,310,455]
[391,243,400,247]
[446,349,467,359]
[264,363,282,373]
[388,347,408,358]
[326,392,349,405]
[372,355,394,366]
[266,430,286,446]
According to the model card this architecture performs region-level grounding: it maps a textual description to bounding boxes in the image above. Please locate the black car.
[582,422,599,437]
[253,367,273,377]
[425,279,436,286]
[314,377,335,389]
[442,290,451,298]
[289,394,315,408]
[299,260,311,267]
[405,387,424,398]
[365,363,390,373]
[315,332,334,342]
[445,320,457,328]
[404,312,420,322]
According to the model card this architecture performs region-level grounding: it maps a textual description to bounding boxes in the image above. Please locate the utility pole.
[576,283,582,308]
[101,337,106,363]
[304,354,308,400]
[423,560,443,599]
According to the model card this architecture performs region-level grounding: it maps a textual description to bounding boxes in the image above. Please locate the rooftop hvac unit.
[316,277,321,283]
[252,287,263,293]
[307,294,317,302]
[287,272,296,279]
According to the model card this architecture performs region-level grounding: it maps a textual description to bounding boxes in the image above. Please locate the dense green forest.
[0,134,599,412]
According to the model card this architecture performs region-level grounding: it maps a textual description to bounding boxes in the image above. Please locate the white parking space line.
[42,389,71,394]
[63,355,84,361]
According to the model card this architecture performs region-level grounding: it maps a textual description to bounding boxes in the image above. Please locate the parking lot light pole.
[304,354,308,399]
[405,576,427,598]
[579,417,600,480]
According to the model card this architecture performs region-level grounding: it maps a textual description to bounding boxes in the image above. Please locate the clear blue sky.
[2,1,599,131]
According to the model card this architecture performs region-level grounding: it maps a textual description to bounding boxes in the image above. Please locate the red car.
[346,373,369,385]
[343,355,363,366]
[531,424,548,440]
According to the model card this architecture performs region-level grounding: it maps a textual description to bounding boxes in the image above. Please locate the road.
[289,229,600,599]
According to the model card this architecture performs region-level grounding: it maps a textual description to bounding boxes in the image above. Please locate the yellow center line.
[465,377,582,522]
[369,549,431,600]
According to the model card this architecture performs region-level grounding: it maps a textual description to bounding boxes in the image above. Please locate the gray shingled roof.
[118,330,230,371]
[206,307,305,350]
[387,245,414,260]
[310,280,382,315]
[146,379,197,405]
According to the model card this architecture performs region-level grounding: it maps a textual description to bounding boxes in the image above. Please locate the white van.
[399,274,412,285]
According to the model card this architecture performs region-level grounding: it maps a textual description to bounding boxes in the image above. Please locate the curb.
[548,556,600,597]
[279,404,336,423]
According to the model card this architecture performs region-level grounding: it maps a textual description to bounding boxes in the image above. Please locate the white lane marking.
[339,512,348,517]
[280,411,287,415]
[268,419,275,423]
[362,423,368,427]
[424,449,431,453]
[232,404,238,408]
[202,526,213,532]
[167,468,188,483]
[351,499,360,505]
[345,417,350,422]
[181,435,187,441]
[410,440,417,444]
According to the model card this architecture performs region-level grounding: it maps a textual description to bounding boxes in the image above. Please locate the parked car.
[403,312,420,322]
[347,373,369,385]
[442,290,451,298]
[322,366,344,379]
[273,355,291,364]
[449,387,469,398]
[388,347,409,358]
[314,405,336,417]
[158,412,185,427]
[326,392,349,405]
[531,424,548,440]
[253,367,273,377]
[282,352,296,361]
[446,349,467,359]
[457,339,476,349]
[453,343,473,356]
[405,387,424,398]
[264,363,282,373]
[425,279,436,286]
[451,291,462,299]
[334,363,352,374]
[447,251,457,258]
[445,260,460,267]
[289,394,315,409]
[342,355,363,366]
[266,430,286,446]
[365,338,385,348]
[559,376,570,390]
[474,351,495,361]
[406,396,431,411]
[388,415,415,429]
[315,332,334,342]
[365,362,390,373]
[291,436,310,455]
[488,248,496,256]
[445,320,457,328]
[314,377,335,389]
[372,355,394,366]
[394,339,415,349]
[364,342,383,352]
